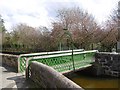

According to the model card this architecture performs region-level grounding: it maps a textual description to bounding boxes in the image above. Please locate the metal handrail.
[25,50,98,73]
[18,49,84,72]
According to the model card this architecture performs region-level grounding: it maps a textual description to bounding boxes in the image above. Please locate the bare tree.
[10,24,42,51]
[100,8,118,51]
[52,7,100,50]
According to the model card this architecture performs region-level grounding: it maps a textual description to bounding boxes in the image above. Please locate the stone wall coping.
[0,53,19,57]
[28,61,84,89]
[96,52,120,55]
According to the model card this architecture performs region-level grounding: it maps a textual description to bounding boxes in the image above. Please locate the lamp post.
[63,28,75,71]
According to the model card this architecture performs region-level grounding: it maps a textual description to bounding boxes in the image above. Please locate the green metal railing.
[18,49,84,72]
[19,50,97,73]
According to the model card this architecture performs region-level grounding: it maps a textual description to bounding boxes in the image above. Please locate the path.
[0,64,35,89]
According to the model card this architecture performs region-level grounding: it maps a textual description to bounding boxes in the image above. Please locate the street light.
[63,28,75,71]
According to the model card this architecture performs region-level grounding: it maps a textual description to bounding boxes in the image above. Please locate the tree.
[51,7,100,50]
[8,23,52,52]
[35,26,51,51]
[0,15,7,51]
[101,8,118,51]
[11,24,41,51]
[0,15,6,33]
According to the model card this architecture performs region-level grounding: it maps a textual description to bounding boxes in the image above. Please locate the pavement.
[0,64,35,89]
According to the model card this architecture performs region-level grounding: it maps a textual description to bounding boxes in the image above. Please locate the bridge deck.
[52,59,93,73]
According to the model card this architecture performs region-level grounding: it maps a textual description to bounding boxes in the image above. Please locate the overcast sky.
[0,0,119,32]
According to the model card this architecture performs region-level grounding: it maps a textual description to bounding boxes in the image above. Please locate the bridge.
[1,50,119,89]
[18,49,98,73]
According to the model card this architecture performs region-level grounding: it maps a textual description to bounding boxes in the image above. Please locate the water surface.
[66,67,120,89]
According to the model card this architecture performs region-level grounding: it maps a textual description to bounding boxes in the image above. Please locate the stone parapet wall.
[95,52,120,77]
[0,53,19,72]
[26,61,83,89]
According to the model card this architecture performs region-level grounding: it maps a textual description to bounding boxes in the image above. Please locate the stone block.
[1,54,19,72]
[104,70,111,75]
[95,52,120,77]
[111,71,119,77]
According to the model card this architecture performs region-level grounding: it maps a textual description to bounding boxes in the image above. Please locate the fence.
[18,49,84,72]
[18,49,97,73]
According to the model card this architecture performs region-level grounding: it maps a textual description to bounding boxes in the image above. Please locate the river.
[66,67,120,89]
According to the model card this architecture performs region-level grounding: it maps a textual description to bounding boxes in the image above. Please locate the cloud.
[0,0,119,32]
[0,0,50,31]
[77,0,119,24]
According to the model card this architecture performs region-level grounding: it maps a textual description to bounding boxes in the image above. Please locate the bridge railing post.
[71,43,75,71]
[26,65,29,80]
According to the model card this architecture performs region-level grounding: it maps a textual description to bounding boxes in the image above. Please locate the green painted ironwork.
[18,49,84,72]
[19,50,97,73]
